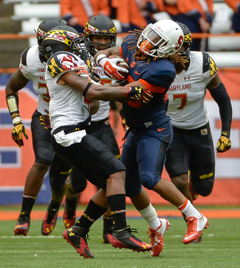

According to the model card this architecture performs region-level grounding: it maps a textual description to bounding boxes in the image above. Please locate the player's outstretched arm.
[59,71,153,104]
[5,69,29,147]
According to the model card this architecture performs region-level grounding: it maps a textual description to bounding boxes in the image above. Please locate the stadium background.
[1,69,240,206]
[0,0,239,206]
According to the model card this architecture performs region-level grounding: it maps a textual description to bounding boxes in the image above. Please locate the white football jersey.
[19,45,49,115]
[167,51,218,129]
[91,58,117,122]
[45,51,90,133]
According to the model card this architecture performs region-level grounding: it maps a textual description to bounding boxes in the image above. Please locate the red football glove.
[96,54,128,81]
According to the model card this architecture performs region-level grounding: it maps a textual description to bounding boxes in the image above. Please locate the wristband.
[12,116,22,125]
[96,54,107,65]
[221,131,230,138]
[83,82,92,97]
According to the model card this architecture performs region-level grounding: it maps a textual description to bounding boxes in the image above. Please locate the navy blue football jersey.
[120,34,176,129]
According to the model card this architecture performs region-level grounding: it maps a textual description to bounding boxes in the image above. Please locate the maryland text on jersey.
[47,51,88,78]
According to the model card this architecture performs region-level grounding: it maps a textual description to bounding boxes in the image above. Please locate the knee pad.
[193,177,214,196]
[125,185,142,198]
[49,167,71,193]
[140,173,160,190]
[69,170,87,194]
[196,180,214,196]
[125,178,142,197]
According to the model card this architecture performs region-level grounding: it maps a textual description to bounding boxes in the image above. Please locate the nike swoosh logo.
[135,71,140,75]
[158,128,165,132]
[184,233,197,240]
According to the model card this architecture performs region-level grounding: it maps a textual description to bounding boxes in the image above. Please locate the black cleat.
[111,225,152,252]
[102,227,114,244]
[63,226,94,258]
[14,212,30,236]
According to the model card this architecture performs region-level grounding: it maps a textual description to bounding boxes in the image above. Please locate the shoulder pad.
[20,48,30,66]
[47,51,80,78]
[202,52,218,77]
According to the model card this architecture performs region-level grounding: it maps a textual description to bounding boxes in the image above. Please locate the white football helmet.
[137,19,184,58]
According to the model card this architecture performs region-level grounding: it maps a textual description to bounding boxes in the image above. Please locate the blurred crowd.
[59,0,240,51]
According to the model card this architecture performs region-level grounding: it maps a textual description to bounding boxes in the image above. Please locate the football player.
[165,22,232,241]
[41,26,153,258]
[41,15,124,243]
[94,19,209,256]
[5,18,69,236]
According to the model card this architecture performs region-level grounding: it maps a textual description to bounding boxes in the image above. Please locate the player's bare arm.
[5,68,29,147]
[5,69,29,96]
[58,71,152,103]
[94,46,121,61]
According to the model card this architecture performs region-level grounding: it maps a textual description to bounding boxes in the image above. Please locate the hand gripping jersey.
[20,45,49,115]
[90,56,117,122]
[167,51,218,129]
[45,51,91,133]
[120,34,176,129]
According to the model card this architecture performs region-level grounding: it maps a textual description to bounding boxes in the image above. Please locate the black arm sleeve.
[209,82,232,133]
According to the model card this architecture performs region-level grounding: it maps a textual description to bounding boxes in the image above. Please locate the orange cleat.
[183,214,209,244]
[148,218,171,257]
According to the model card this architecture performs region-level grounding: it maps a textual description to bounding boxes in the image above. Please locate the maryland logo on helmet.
[45,29,79,46]
[184,32,192,44]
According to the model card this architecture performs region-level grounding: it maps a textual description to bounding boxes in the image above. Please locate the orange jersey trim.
[119,47,123,58]
[139,78,166,94]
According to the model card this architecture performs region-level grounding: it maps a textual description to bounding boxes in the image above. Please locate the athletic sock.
[107,194,127,231]
[138,203,160,230]
[21,194,37,215]
[178,198,201,218]
[75,199,107,230]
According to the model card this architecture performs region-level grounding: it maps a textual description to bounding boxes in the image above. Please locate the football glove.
[126,86,153,104]
[96,54,128,81]
[40,113,51,129]
[12,122,28,147]
[217,131,231,152]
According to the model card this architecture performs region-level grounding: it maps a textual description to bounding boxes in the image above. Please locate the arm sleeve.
[209,82,232,133]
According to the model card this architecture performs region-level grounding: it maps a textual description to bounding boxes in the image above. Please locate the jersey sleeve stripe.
[21,48,30,66]
[139,78,166,93]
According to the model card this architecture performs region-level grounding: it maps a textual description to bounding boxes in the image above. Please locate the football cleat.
[192,234,203,243]
[183,214,209,244]
[41,203,59,235]
[148,218,171,257]
[102,226,114,244]
[63,206,76,229]
[63,226,94,258]
[102,217,114,244]
[111,225,152,252]
[14,212,30,236]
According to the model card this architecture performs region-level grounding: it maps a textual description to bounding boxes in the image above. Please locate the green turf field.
[0,205,239,268]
